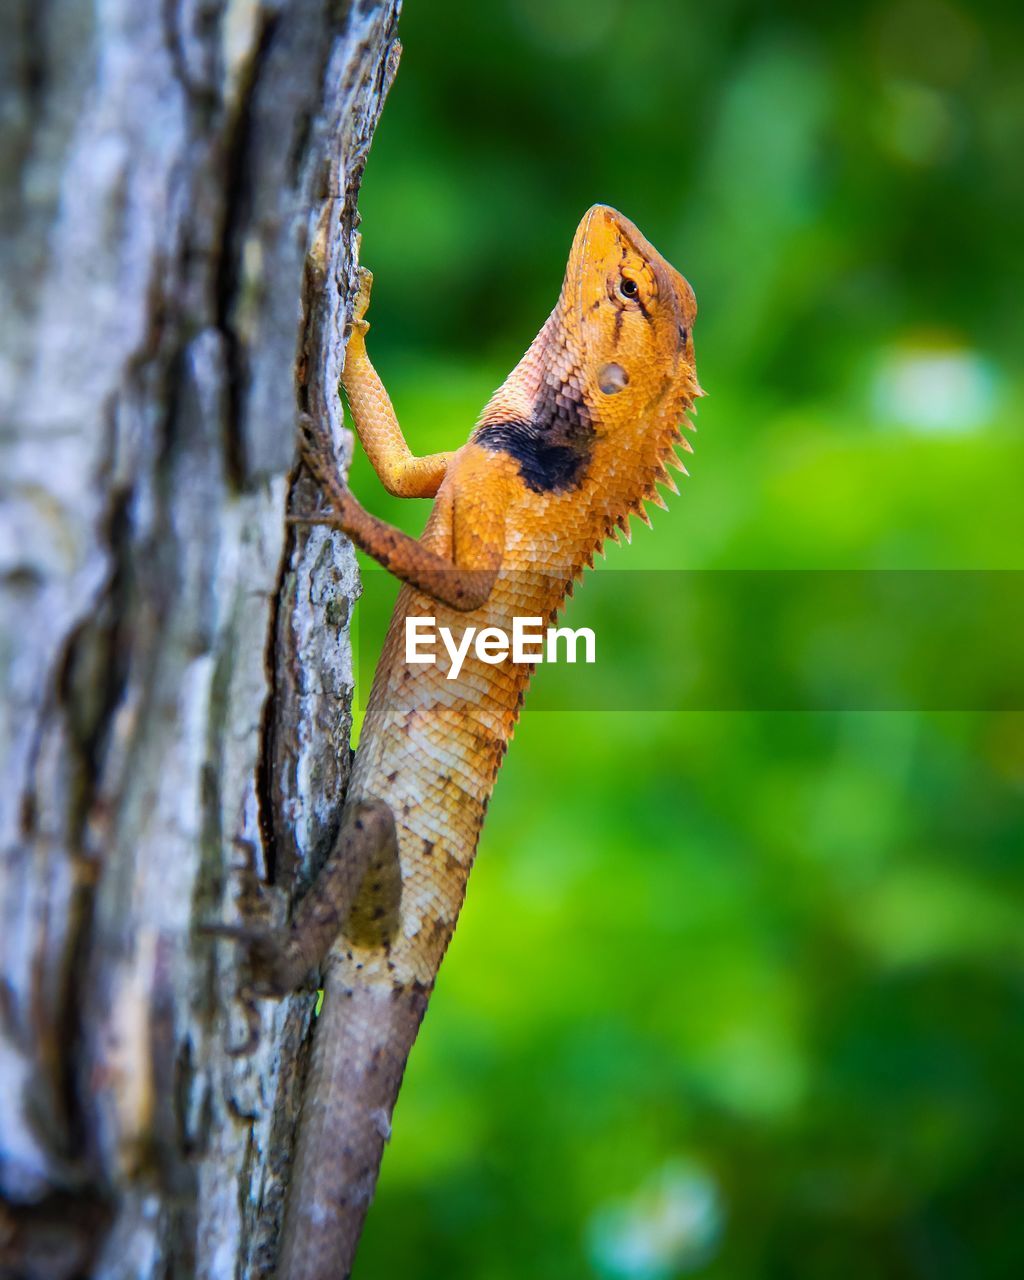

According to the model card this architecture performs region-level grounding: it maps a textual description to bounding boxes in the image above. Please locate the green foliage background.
[345,2,1024,1276]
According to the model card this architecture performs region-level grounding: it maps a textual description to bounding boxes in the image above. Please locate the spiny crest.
[575,402,699,568]
[657,465,680,496]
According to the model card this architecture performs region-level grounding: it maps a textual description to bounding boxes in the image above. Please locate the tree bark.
[0,1,400,1275]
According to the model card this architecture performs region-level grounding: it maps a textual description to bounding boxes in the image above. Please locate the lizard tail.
[277,964,429,1280]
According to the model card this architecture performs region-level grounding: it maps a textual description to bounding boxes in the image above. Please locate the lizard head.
[567,204,702,419]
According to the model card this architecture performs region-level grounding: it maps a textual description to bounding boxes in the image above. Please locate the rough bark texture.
[0,1,400,1275]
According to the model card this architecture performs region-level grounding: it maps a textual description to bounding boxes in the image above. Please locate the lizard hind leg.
[212,797,401,998]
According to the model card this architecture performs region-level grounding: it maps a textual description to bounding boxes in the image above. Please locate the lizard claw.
[226,985,263,1058]
[230,834,260,877]
[284,513,340,529]
[296,413,338,483]
[296,410,326,463]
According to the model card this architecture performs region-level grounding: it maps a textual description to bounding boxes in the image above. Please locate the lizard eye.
[619,276,639,300]
[679,325,689,345]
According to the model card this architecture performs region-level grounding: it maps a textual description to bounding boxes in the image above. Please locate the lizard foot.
[289,413,358,534]
[201,921,310,1000]
[296,414,348,497]
[350,266,373,333]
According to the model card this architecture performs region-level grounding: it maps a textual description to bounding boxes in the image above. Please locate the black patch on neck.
[474,376,594,494]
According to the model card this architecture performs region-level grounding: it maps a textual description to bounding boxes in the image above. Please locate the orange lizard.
[230,204,701,1279]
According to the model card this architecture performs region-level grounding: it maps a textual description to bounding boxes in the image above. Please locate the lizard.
[225,204,702,1279]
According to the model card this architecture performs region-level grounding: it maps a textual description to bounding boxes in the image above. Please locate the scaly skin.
[253,205,702,1279]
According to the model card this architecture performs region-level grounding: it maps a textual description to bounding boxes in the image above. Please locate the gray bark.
[0,1,400,1275]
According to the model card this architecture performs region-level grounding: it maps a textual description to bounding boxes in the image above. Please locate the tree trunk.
[0,1,400,1275]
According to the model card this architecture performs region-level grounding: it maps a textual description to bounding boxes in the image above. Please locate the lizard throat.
[473,370,595,494]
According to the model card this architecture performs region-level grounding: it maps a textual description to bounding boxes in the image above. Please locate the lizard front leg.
[296,417,509,612]
[294,266,510,610]
[342,267,453,498]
